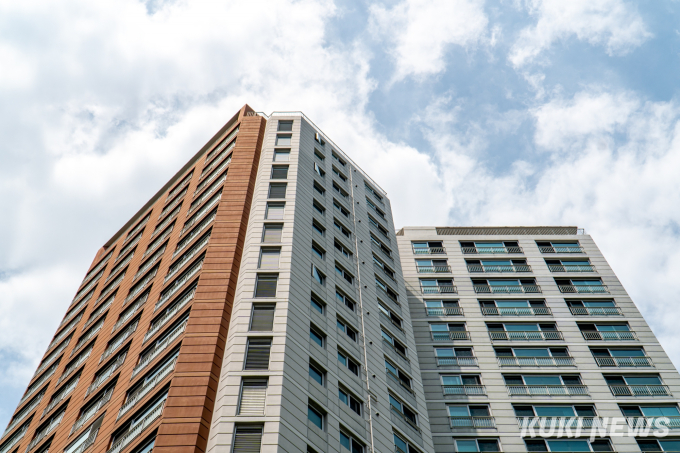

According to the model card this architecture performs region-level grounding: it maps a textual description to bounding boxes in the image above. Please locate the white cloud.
[369,0,488,80]
[510,0,651,67]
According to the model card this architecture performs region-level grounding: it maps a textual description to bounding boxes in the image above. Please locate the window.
[425,300,460,316]
[334,220,351,238]
[275,134,291,146]
[313,200,325,215]
[313,181,325,197]
[314,149,325,161]
[420,278,456,293]
[337,318,357,342]
[368,215,389,238]
[338,350,360,375]
[258,248,281,269]
[366,197,385,219]
[495,347,569,358]
[310,325,325,347]
[382,330,408,357]
[244,338,272,370]
[271,165,289,179]
[365,182,383,204]
[309,361,325,386]
[412,240,443,253]
[335,263,354,284]
[454,439,500,452]
[314,133,325,146]
[310,293,325,314]
[332,166,347,182]
[312,265,325,285]
[254,274,277,298]
[238,378,268,415]
[448,405,491,423]
[442,374,482,390]
[373,254,395,279]
[333,182,349,199]
[335,240,353,258]
[312,242,325,260]
[340,431,363,453]
[265,202,285,220]
[314,163,326,178]
[262,224,283,243]
[338,387,362,415]
[504,374,583,387]
[389,394,418,426]
[371,234,392,258]
[513,404,596,417]
[524,439,612,452]
[376,277,399,302]
[379,303,403,329]
[334,200,350,218]
[277,120,293,132]
[336,290,355,312]
[64,415,104,453]
[308,404,324,429]
[268,183,287,199]
[332,152,346,166]
[312,220,325,236]
[436,347,474,362]
[273,149,290,162]
[233,425,263,452]
[250,304,275,331]
[637,439,680,453]
[386,359,412,390]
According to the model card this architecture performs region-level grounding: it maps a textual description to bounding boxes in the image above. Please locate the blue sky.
[2,0,680,428]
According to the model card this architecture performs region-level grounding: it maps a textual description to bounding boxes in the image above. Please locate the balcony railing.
[41,377,79,418]
[549,264,595,273]
[386,370,416,397]
[595,356,653,367]
[82,296,114,330]
[20,364,57,405]
[426,307,463,316]
[144,289,195,343]
[436,357,478,367]
[105,252,134,284]
[1,422,28,452]
[132,320,187,378]
[443,385,486,396]
[47,313,82,351]
[3,392,44,437]
[609,385,671,397]
[58,346,93,386]
[80,251,112,287]
[507,385,589,396]
[125,268,157,305]
[155,260,203,310]
[68,426,99,453]
[188,173,226,215]
[390,407,421,434]
[60,295,91,328]
[26,410,64,452]
[462,246,523,254]
[119,359,176,419]
[497,356,576,367]
[33,338,70,377]
[417,266,452,273]
[570,307,622,316]
[582,331,638,341]
[164,236,209,283]
[474,285,541,294]
[540,246,584,254]
[180,192,221,236]
[96,271,126,304]
[112,294,148,333]
[559,285,609,294]
[106,402,165,453]
[376,285,400,305]
[71,318,105,357]
[72,271,103,305]
[449,416,496,429]
[100,320,138,363]
[382,339,410,363]
[134,247,165,281]
[70,388,113,435]
[517,417,601,429]
[87,353,126,396]
[490,331,563,341]
[421,285,457,294]
[431,331,471,341]
[481,307,551,316]
[626,417,680,429]
[412,246,446,255]
[468,264,531,273]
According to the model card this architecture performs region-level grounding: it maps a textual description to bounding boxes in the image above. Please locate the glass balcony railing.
[570,307,622,316]
[626,416,680,429]
[609,384,671,397]
[559,285,609,294]
[474,285,541,294]
[468,264,531,273]
[581,331,638,341]
[516,417,601,429]
[548,264,595,273]
[417,266,452,273]
[507,385,589,396]
[431,331,471,341]
[442,385,486,396]
[426,307,463,316]
[539,245,584,254]
[412,246,446,255]
[462,246,523,254]
[497,356,575,367]
[594,356,653,367]
[436,357,478,367]
[421,285,457,294]
[481,307,551,316]
[490,331,563,341]
[449,416,496,429]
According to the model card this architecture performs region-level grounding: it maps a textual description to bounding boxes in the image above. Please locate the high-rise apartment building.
[2,106,679,453]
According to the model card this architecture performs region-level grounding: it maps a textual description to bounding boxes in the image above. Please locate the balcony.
[119,358,176,419]
[3,393,43,437]
[626,417,680,429]
[507,385,589,396]
[609,385,671,397]
[426,307,463,316]
[497,356,576,367]
[390,407,421,436]
[490,331,563,341]
[559,285,609,294]
[482,307,551,316]
[144,289,195,343]
[540,245,584,254]
[582,331,638,341]
[382,339,410,364]
[570,307,622,316]
[106,401,165,453]
[468,264,531,273]
[443,385,486,396]
[462,246,523,254]
[417,266,452,273]
[421,285,457,295]
[474,285,541,294]
[100,320,138,363]
[87,353,126,396]
[42,377,79,417]
[132,319,187,378]
[595,356,653,367]
[70,388,113,435]
[517,417,601,429]
[0,423,28,453]
[548,264,595,273]
[26,411,64,452]
[436,357,478,367]
[386,370,416,398]
[431,331,471,341]
[449,416,496,429]
[412,246,446,255]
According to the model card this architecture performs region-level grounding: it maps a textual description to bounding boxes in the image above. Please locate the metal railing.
[144,288,195,343]
[497,356,575,367]
[474,285,541,294]
[442,385,486,396]
[426,307,463,316]
[180,192,221,235]
[96,271,126,304]
[431,331,471,341]
[195,157,230,196]
[595,356,653,367]
[167,171,193,201]
[72,271,103,305]
[490,331,563,341]
[382,339,410,363]
[155,260,203,310]
[112,294,148,333]
[481,307,551,316]
[158,188,186,220]
[412,246,446,255]
[164,236,209,283]
[41,377,79,418]
[60,295,91,328]
[609,385,671,397]
[81,251,112,287]
[507,385,589,396]
[390,407,421,434]
[517,417,601,429]
[124,268,157,304]
[462,246,523,254]
[87,353,126,396]
[25,410,64,452]
[570,307,622,316]
[48,313,82,351]
[188,173,226,215]
[33,338,70,377]
[450,416,496,429]
[143,226,173,259]
[119,359,176,419]
[114,234,141,264]
[416,266,452,273]
[548,264,595,273]
[203,127,237,166]
[100,320,138,362]
[106,252,134,284]
[106,402,165,453]
[467,264,531,273]
[21,364,57,405]
[134,246,165,281]
[132,320,187,378]
[436,357,478,367]
[124,214,149,243]
[70,388,113,435]
[386,370,415,396]
[421,285,457,294]
[82,297,113,330]
[71,318,105,357]
[540,246,584,254]
[151,207,179,240]
[559,285,609,294]
[0,424,28,453]
[69,426,99,453]
[626,417,680,429]
[174,214,214,257]
[582,331,638,341]
[58,346,93,385]
[3,392,44,437]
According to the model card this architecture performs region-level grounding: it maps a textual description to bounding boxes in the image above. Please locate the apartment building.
[397,226,680,453]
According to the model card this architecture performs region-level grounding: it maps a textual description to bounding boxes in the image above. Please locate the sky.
[2,0,680,428]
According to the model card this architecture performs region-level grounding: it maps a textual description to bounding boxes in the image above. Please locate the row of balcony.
[420,284,610,294]
[430,380,673,397]
[425,306,624,316]
[418,264,596,273]
[443,416,680,430]
[413,245,585,255]
[434,355,654,368]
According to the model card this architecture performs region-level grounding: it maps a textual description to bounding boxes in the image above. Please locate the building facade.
[2,108,679,453]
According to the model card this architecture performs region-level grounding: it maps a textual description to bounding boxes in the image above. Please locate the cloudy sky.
[2,0,680,427]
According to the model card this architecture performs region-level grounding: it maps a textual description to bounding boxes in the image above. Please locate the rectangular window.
[244,338,272,370]
[332,152,346,166]
[310,325,325,347]
[273,149,290,162]
[314,149,325,161]
[268,183,287,199]
[309,361,325,386]
[335,263,354,284]
[249,304,275,332]
[334,220,351,239]
[308,405,324,429]
[314,133,325,146]
[271,165,289,179]
[335,240,353,258]
[340,431,363,453]
[238,378,268,415]
[277,120,293,132]
[313,200,325,216]
[338,350,360,375]
[312,242,325,260]
[310,294,325,314]
[336,290,355,312]
[265,202,285,220]
[233,425,263,452]
[313,181,325,196]
[258,248,281,269]
[334,200,350,218]
[338,388,362,415]
[262,224,283,243]
[254,274,277,298]
[332,166,347,182]
[275,135,291,146]
[333,182,348,199]
[312,265,325,285]
[337,318,357,342]
[312,220,325,236]
[314,163,326,178]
